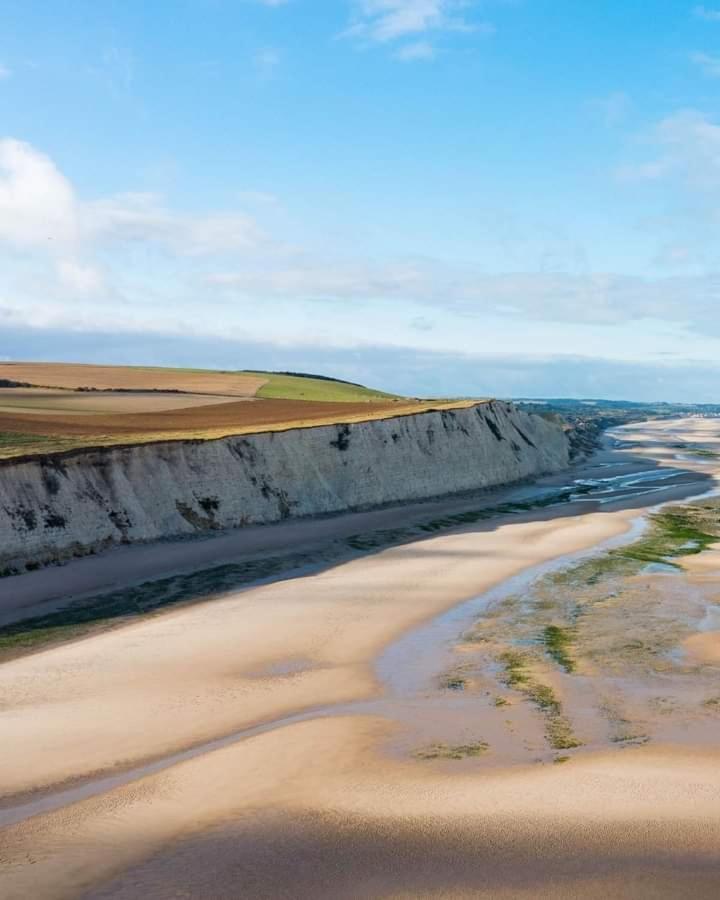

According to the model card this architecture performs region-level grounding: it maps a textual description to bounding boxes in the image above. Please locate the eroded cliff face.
[0,401,569,574]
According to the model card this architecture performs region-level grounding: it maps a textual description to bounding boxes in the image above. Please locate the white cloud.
[5,134,720,371]
[691,50,720,76]
[344,0,492,50]
[694,5,720,21]
[56,259,105,295]
[208,261,720,332]
[0,139,79,247]
[0,137,267,302]
[395,40,437,61]
[0,140,265,259]
[349,0,457,42]
[0,64,11,80]
[617,109,720,186]
[85,193,265,254]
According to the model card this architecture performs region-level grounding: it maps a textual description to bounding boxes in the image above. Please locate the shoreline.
[0,492,665,827]
[2,417,720,898]
[0,424,706,633]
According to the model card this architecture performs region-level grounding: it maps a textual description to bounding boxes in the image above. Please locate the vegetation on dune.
[473,498,720,754]
[542,625,576,673]
[414,740,489,760]
[616,507,719,567]
[498,649,530,687]
[551,504,720,587]
[498,649,582,750]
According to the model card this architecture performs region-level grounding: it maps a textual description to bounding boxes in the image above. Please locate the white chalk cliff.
[0,400,569,573]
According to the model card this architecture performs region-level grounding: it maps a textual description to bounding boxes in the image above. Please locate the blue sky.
[2,1,720,400]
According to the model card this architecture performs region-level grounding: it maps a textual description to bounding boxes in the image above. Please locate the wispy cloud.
[588,91,631,127]
[618,109,720,187]
[694,5,720,21]
[208,261,720,333]
[343,1,493,59]
[395,40,436,61]
[691,50,720,76]
[7,134,720,387]
[346,0,467,42]
[0,64,11,80]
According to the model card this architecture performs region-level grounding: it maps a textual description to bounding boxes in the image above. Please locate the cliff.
[0,400,570,574]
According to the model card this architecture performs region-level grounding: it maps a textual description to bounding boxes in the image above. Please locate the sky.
[2,1,720,400]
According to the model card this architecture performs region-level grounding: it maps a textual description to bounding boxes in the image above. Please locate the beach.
[2,417,720,898]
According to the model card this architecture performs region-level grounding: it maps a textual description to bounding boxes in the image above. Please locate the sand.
[4,718,720,900]
[0,508,634,799]
[1,417,720,898]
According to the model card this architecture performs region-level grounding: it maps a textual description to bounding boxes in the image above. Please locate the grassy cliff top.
[0,361,478,460]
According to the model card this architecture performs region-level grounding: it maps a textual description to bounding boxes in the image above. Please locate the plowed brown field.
[0,397,474,459]
[0,389,243,416]
[0,362,475,459]
[0,398,403,438]
[0,362,266,396]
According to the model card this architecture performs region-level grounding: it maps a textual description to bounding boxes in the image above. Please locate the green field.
[0,362,478,460]
[247,371,402,403]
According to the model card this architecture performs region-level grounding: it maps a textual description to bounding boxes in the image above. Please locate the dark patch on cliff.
[512,423,536,448]
[330,425,351,451]
[109,509,133,538]
[41,469,61,496]
[175,500,220,531]
[259,479,293,519]
[483,415,505,442]
[5,504,38,533]
[231,438,259,466]
[43,510,67,529]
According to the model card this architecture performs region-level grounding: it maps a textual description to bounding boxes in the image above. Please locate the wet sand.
[2,417,720,898]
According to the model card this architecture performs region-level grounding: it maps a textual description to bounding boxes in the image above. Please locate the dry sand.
[2,418,720,898]
[0,508,633,799]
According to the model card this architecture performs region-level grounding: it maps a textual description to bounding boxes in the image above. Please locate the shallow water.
[0,507,658,830]
[0,437,716,830]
